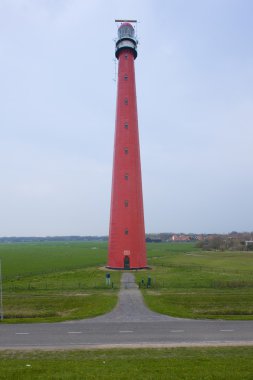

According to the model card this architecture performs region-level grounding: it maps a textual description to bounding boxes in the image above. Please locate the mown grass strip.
[2,292,118,323]
[0,347,253,379]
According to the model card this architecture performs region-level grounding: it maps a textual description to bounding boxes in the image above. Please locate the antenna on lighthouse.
[115,19,137,23]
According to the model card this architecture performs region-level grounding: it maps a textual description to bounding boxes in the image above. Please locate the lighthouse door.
[124,256,130,269]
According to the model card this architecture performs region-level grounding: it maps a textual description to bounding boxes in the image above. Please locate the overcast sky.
[0,0,252,236]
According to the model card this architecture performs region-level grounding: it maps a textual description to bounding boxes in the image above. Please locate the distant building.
[172,235,192,242]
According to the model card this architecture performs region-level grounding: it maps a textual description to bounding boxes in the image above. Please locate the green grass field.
[1,241,253,322]
[0,242,253,379]
[0,242,107,279]
[136,243,253,319]
[0,347,253,379]
[0,242,120,323]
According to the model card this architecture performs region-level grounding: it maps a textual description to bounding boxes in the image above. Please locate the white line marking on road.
[68,332,82,334]
[15,333,29,335]
[170,330,184,333]
[220,329,234,332]
[119,330,133,333]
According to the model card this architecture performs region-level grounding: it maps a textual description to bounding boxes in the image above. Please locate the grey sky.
[0,0,252,236]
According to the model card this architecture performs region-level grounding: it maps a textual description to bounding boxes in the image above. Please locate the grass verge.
[0,242,120,323]
[2,292,117,323]
[136,243,253,320]
[0,347,253,379]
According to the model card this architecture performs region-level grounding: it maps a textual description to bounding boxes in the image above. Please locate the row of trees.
[196,237,253,251]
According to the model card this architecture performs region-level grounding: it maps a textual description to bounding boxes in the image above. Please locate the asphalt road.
[0,273,253,350]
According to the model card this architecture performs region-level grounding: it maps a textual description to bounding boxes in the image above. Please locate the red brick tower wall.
[108,24,147,269]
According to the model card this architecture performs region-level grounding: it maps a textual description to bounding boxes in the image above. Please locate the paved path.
[0,273,253,350]
[86,273,179,323]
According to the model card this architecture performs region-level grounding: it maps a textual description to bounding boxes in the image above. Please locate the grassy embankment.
[135,243,253,319]
[0,347,253,379]
[0,242,120,323]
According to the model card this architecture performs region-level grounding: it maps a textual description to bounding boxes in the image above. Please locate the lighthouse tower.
[107,21,147,269]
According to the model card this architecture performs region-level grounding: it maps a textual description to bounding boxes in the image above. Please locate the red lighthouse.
[107,21,147,269]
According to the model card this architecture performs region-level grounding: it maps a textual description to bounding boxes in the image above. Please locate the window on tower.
[124,123,128,129]
[124,98,128,105]
[124,200,129,207]
[124,229,129,235]
[124,74,128,80]
[124,173,128,180]
[125,54,128,59]
[124,147,128,154]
